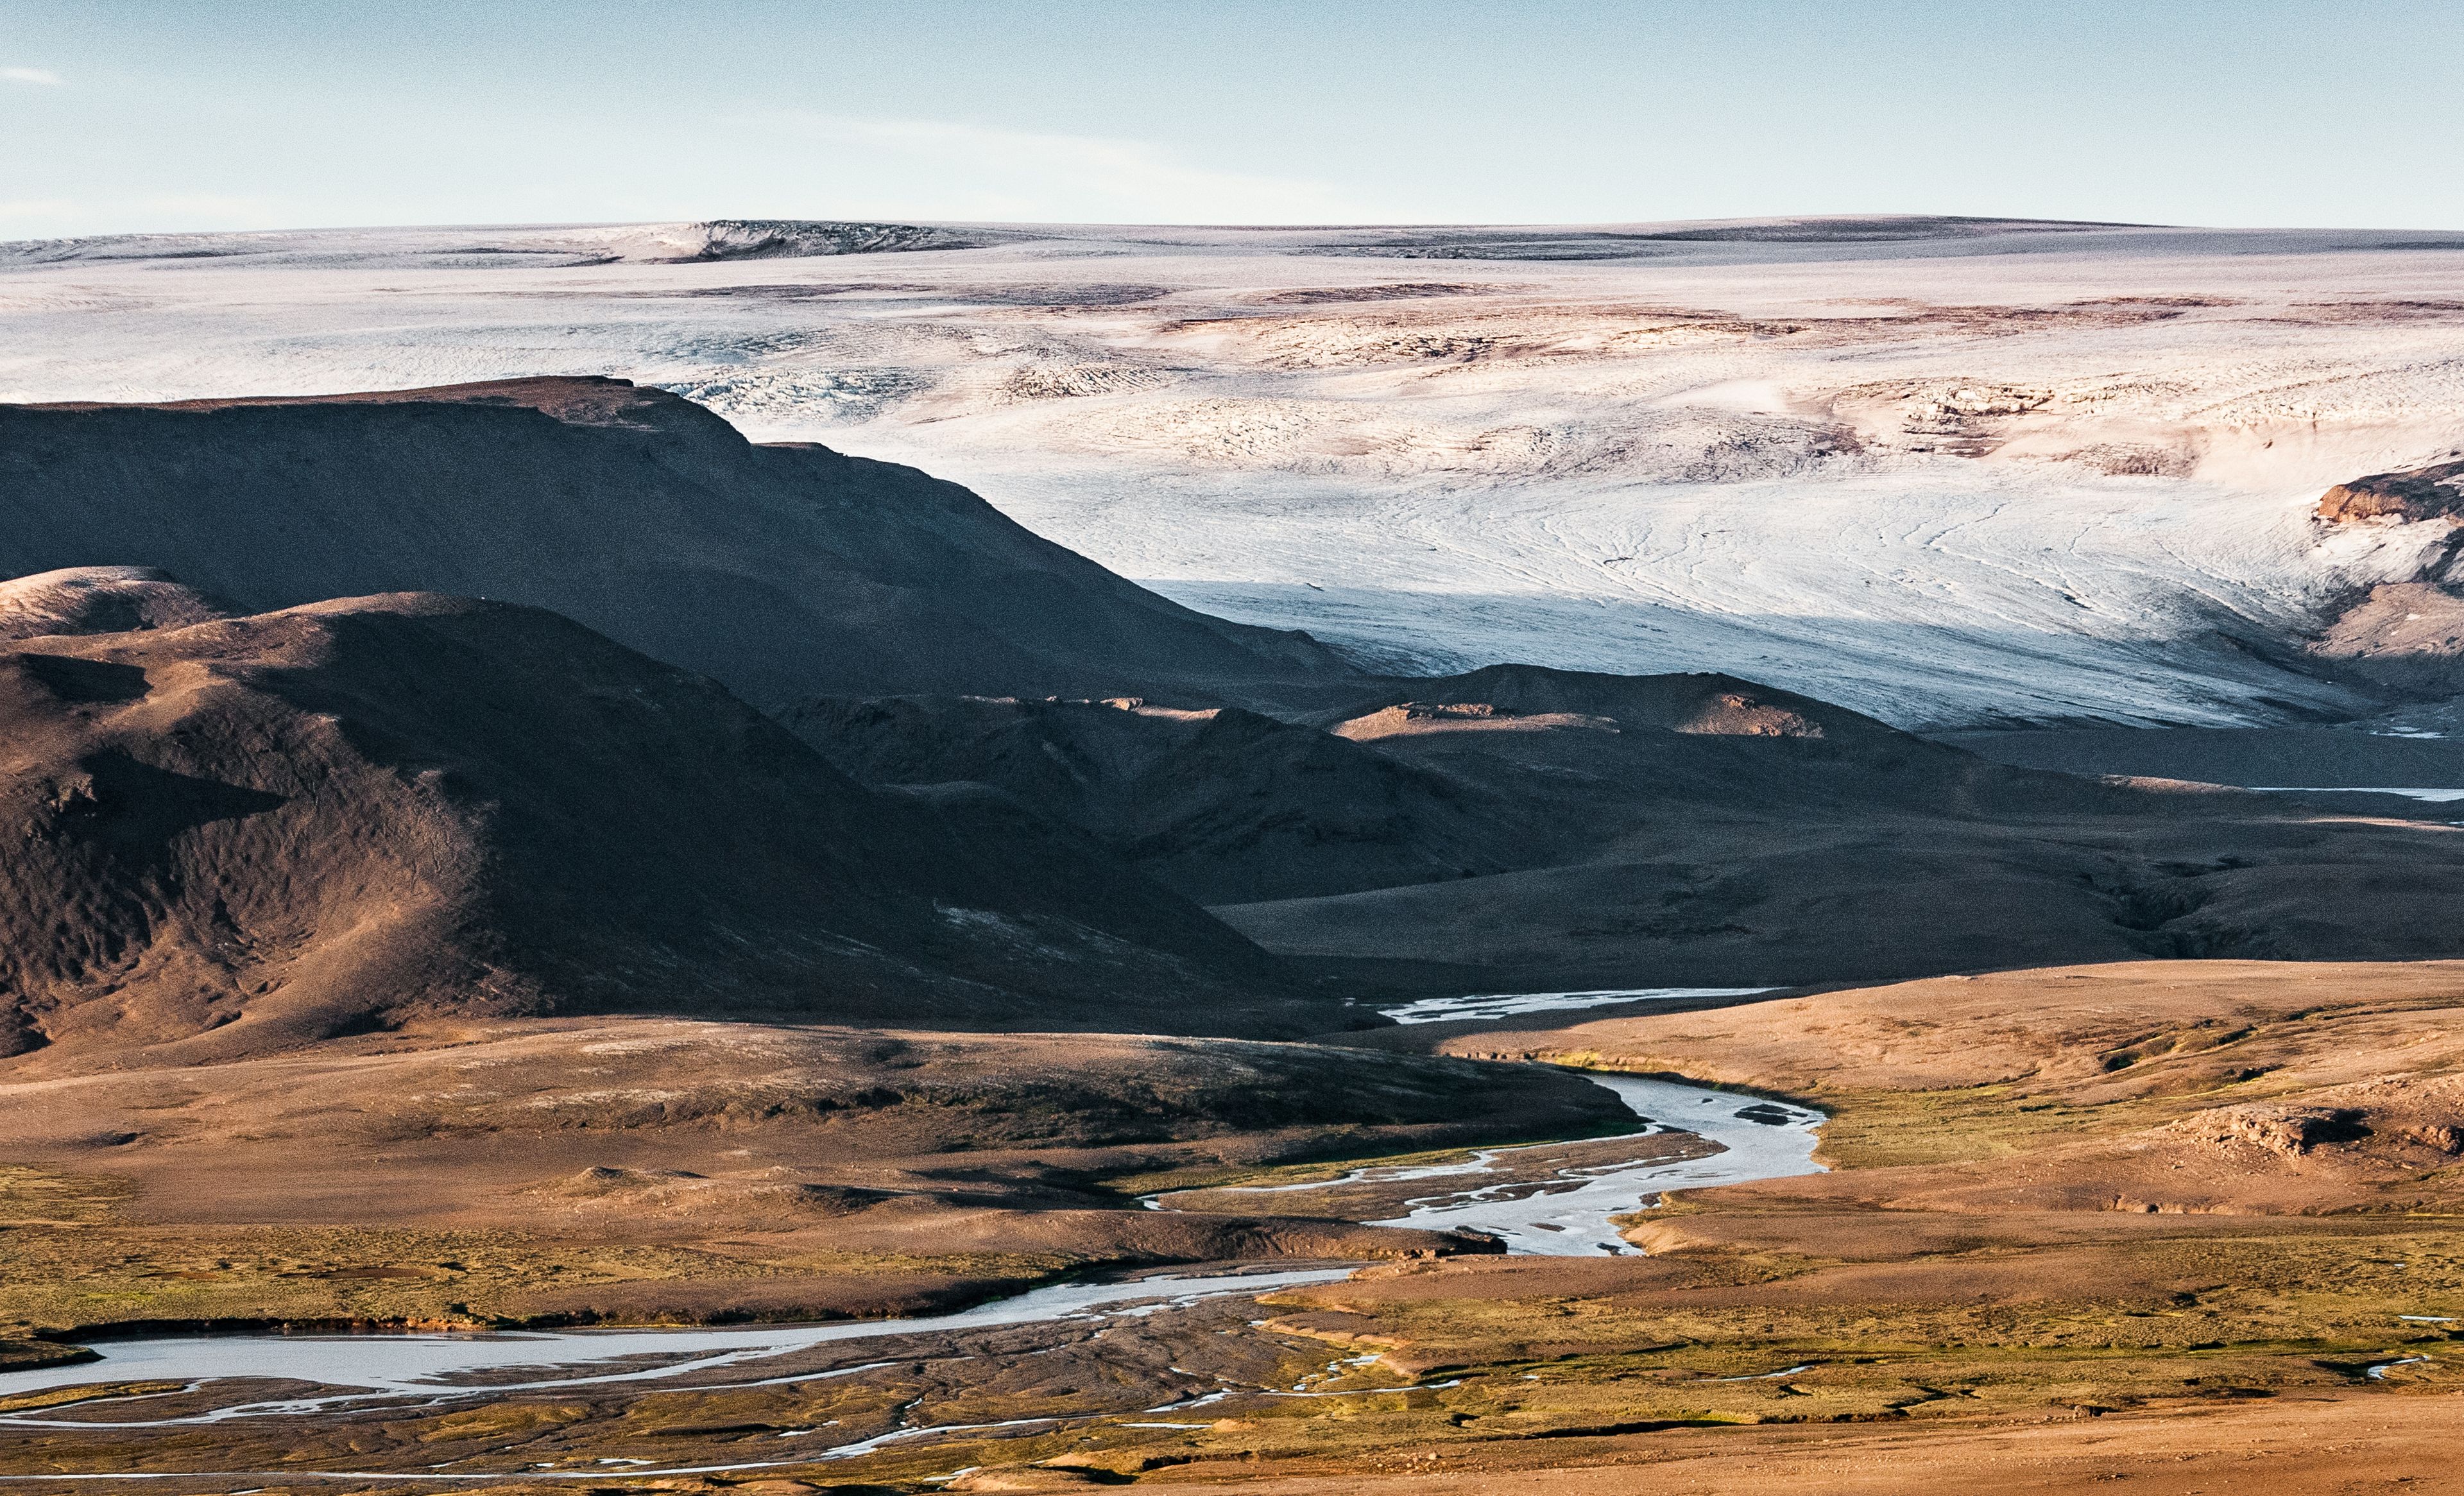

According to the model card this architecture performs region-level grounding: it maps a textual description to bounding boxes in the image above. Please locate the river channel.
[0,1077,1818,1415]
[0,1000,1822,1479]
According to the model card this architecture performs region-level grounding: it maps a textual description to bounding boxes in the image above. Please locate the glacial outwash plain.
[0,216,2460,1493]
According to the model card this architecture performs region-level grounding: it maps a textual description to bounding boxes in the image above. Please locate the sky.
[4,0,2462,238]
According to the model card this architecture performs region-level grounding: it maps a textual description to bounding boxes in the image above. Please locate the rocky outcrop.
[2318,457,2464,525]
[2176,1105,2372,1159]
[2307,458,2464,694]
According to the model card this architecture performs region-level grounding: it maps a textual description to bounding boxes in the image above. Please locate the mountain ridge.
[0,376,1357,711]
[0,586,1319,1069]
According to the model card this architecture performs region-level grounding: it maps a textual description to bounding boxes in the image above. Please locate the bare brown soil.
[1121,959,2463,1491]
[0,1017,1627,1346]
[2314,581,2464,694]
[0,566,226,642]
[1140,1395,2464,1495]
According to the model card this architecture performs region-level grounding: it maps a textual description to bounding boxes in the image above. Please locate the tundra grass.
[0,1166,1088,1340]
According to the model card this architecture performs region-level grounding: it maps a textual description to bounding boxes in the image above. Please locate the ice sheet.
[6,220,2460,727]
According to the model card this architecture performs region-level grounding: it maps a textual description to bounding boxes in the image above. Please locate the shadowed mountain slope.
[0,377,1354,709]
[787,666,2464,992]
[1313,664,2142,824]
[0,588,1319,1067]
[1227,669,2464,988]
[784,693,1527,904]
[787,668,2135,906]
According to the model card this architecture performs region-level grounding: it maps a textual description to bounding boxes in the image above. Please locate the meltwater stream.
[0,988,1820,1474]
[1378,1074,1820,1250]
[0,1269,1362,1422]
[1157,1074,1823,1256]
[0,1074,1821,1426]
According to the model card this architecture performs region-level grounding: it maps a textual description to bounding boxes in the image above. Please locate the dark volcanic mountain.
[783,693,1525,904]
[791,665,2464,992]
[788,667,2125,904]
[0,571,1315,1065]
[1230,668,2464,987]
[0,377,1353,709]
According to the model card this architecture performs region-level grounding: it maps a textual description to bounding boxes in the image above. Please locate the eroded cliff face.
[2318,456,2464,526]
[2309,456,2464,704]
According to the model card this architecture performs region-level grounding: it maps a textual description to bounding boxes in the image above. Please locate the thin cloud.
[3,66,64,86]
[0,199,81,227]
[0,193,277,239]
[742,111,1360,223]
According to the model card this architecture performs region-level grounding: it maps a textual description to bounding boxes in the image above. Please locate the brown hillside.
[0,565,230,641]
[0,590,1318,1067]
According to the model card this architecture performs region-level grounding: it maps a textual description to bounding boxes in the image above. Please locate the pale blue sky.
[4,1,2461,237]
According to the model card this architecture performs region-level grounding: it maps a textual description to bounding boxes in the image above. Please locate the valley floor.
[1,961,2458,1492]
[1147,1395,2464,1495]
